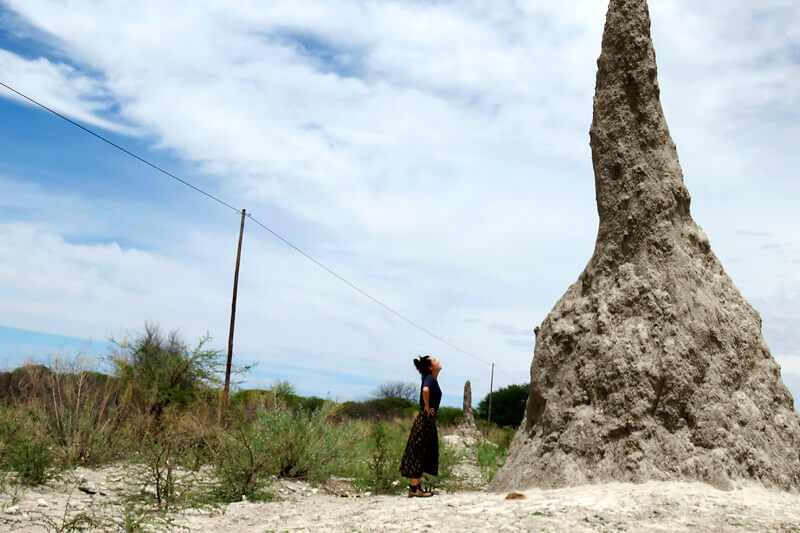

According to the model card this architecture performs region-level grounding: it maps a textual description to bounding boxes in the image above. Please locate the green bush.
[436,407,463,427]
[231,389,271,405]
[476,383,528,428]
[270,380,296,401]
[233,388,325,415]
[300,410,363,484]
[0,408,56,485]
[340,397,415,421]
[365,422,394,493]
[263,404,361,480]
[471,424,514,484]
[229,389,280,419]
[351,418,406,493]
[300,396,326,412]
[210,403,362,499]
[140,429,179,509]
[1,360,128,468]
[110,324,223,419]
[475,442,506,483]
[492,425,517,449]
[44,369,126,467]
[263,408,317,478]
[209,420,272,501]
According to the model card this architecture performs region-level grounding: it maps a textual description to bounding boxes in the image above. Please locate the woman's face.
[430,357,442,373]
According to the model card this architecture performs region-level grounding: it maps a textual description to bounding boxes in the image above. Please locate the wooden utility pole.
[222,208,246,412]
[487,363,495,425]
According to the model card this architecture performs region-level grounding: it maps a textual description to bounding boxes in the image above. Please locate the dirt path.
[3,436,800,532]
[181,481,800,533]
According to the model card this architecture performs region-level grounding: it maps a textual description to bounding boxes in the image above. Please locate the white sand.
[2,437,799,532]
[180,481,800,532]
[3,465,800,532]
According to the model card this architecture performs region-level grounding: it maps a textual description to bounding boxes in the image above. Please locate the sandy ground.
[185,481,800,533]
[4,475,800,532]
[2,435,800,532]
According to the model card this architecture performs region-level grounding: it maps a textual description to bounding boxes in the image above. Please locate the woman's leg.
[407,477,431,497]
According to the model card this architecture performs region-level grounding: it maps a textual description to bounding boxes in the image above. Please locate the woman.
[399,355,443,497]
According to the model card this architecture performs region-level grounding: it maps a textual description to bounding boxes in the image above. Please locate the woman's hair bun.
[413,355,432,376]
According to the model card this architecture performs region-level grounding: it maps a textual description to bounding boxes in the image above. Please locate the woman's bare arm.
[422,387,434,415]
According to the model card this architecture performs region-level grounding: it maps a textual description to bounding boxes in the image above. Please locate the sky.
[0,1,798,408]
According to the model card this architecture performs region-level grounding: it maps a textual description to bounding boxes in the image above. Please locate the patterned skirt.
[399,410,439,478]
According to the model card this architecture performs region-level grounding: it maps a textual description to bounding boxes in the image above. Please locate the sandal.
[408,483,433,498]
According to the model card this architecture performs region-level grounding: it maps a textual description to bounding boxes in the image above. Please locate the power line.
[247,213,494,368]
[0,81,241,214]
[0,80,520,377]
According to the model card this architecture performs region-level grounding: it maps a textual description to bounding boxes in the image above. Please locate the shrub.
[115,407,211,509]
[209,403,362,499]
[475,442,506,483]
[0,358,128,468]
[0,364,53,402]
[208,420,272,501]
[472,424,514,484]
[476,383,528,428]
[299,396,325,412]
[374,381,417,402]
[140,430,180,509]
[260,403,357,480]
[231,389,272,405]
[365,422,394,493]
[109,323,223,419]
[299,408,363,483]
[436,407,463,427]
[340,397,415,421]
[270,380,296,400]
[233,386,324,415]
[485,425,517,449]
[351,418,407,494]
[42,363,127,466]
[229,389,280,421]
[0,407,56,485]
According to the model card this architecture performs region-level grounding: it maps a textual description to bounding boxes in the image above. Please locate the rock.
[36,498,48,507]
[321,477,357,497]
[78,484,98,495]
[455,380,481,440]
[505,492,526,500]
[490,0,800,491]
[4,505,20,515]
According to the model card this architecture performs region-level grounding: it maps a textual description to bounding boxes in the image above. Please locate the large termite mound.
[490,0,800,491]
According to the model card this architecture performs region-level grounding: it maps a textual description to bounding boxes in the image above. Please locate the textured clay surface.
[490,0,800,492]
[456,380,481,439]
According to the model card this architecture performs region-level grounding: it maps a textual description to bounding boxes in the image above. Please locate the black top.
[419,374,442,411]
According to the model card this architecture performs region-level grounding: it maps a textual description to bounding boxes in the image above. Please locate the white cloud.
[0,1,798,402]
[0,49,133,134]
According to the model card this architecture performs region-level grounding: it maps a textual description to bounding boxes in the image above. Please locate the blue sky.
[0,1,799,408]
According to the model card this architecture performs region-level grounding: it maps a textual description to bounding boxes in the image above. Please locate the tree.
[476,383,528,428]
[110,323,223,418]
[374,381,417,403]
[270,380,297,400]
